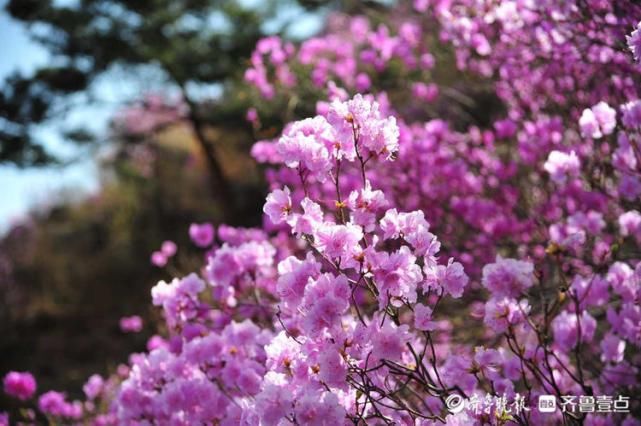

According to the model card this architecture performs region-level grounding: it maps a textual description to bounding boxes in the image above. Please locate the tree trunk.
[181,90,236,218]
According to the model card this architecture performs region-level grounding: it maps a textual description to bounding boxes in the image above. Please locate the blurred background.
[0,0,345,405]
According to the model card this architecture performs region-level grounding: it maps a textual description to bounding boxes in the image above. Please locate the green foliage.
[0,0,327,166]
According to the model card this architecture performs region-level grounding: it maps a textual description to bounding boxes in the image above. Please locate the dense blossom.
[326,93,400,160]
[8,2,641,425]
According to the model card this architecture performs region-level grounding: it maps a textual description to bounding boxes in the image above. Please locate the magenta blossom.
[627,21,641,62]
[543,150,580,184]
[160,240,177,257]
[83,374,104,400]
[119,315,143,333]
[579,102,617,139]
[150,251,167,267]
[38,391,82,419]
[189,222,215,248]
[263,187,292,225]
[414,303,436,331]
[482,256,534,298]
[3,371,36,400]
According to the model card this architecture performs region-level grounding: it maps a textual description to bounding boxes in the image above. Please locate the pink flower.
[374,246,422,307]
[549,221,587,252]
[494,119,517,138]
[160,240,177,257]
[370,319,410,361]
[423,258,469,298]
[317,349,347,388]
[314,222,363,261]
[379,211,435,258]
[579,108,600,138]
[346,180,388,231]
[277,117,333,180]
[414,303,436,331]
[120,315,143,333]
[579,102,616,139]
[412,82,439,102]
[414,0,429,12]
[146,335,167,351]
[276,253,321,307]
[482,256,534,298]
[151,273,205,328]
[355,73,371,91]
[607,262,637,300]
[294,389,346,426]
[419,52,435,69]
[543,150,580,184]
[83,374,104,400]
[264,332,300,374]
[380,209,436,256]
[189,222,215,248]
[327,94,399,160]
[627,21,641,62]
[38,391,67,416]
[552,310,597,351]
[571,275,609,308]
[621,100,641,128]
[246,107,259,124]
[205,244,242,287]
[619,173,641,200]
[484,297,530,333]
[150,251,167,267]
[619,210,641,240]
[600,333,626,363]
[254,376,294,425]
[38,391,81,419]
[290,198,324,235]
[3,371,36,400]
[473,346,501,378]
[251,140,280,164]
[301,273,350,336]
[151,240,177,267]
[263,187,292,225]
[614,133,639,173]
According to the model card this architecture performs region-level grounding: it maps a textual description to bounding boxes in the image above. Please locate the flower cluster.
[4,2,641,425]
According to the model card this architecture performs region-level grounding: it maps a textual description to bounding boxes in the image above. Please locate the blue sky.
[0,4,100,233]
[0,1,323,234]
